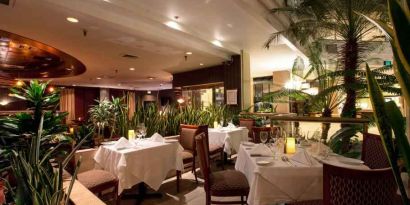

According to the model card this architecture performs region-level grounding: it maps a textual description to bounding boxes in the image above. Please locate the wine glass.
[260,131,269,144]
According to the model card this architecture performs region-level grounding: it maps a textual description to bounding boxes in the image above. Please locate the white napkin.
[113,137,134,150]
[250,144,272,157]
[291,149,316,166]
[227,123,236,129]
[150,133,164,142]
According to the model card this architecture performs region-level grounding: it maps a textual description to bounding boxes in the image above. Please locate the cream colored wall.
[272,70,290,113]
[241,50,252,110]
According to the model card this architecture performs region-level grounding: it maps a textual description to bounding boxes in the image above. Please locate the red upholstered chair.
[239,118,255,141]
[362,133,390,169]
[251,126,273,143]
[195,133,249,205]
[288,163,398,205]
[176,124,208,192]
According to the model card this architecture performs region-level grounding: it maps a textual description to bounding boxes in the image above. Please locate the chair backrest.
[361,133,390,169]
[239,118,255,139]
[251,127,272,143]
[195,133,211,191]
[179,124,208,153]
[323,163,397,205]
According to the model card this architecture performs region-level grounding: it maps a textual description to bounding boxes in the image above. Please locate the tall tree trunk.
[340,37,359,153]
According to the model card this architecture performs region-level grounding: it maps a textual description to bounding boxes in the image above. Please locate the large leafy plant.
[361,0,410,204]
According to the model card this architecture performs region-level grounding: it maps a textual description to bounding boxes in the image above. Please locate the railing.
[242,112,371,133]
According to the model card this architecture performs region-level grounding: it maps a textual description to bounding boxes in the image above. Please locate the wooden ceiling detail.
[0,30,86,79]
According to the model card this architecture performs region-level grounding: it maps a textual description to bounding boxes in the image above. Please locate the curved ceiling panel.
[0,30,86,79]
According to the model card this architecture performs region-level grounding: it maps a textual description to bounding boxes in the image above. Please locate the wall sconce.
[285,137,296,154]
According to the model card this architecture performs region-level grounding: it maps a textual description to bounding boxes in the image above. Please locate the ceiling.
[0,0,302,90]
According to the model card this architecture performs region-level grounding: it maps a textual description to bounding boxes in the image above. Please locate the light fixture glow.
[0,100,9,106]
[177,98,185,104]
[72,84,77,87]
[96,77,102,80]
[129,67,135,71]
[48,87,55,92]
[212,40,223,47]
[147,90,151,94]
[15,80,24,87]
[148,77,154,80]
[165,21,182,30]
[199,63,204,66]
[66,17,79,23]
[185,51,192,55]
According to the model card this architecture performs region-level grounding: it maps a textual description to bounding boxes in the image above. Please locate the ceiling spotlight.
[72,84,77,87]
[148,77,154,80]
[212,40,223,47]
[96,77,102,80]
[185,51,192,55]
[15,80,24,87]
[200,63,204,66]
[165,21,182,30]
[129,67,135,71]
[66,17,79,23]
[102,0,111,2]
[147,90,151,94]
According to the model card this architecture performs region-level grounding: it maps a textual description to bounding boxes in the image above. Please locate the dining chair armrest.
[75,148,98,173]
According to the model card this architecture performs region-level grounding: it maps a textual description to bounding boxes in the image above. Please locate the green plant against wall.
[360,0,410,203]
[0,80,88,204]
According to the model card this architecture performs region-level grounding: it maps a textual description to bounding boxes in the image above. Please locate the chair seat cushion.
[209,144,223,154]
[181,150,194,162]
[210,170,249,196]
[77,170,117,190]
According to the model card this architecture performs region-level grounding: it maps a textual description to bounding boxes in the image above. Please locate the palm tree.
[265,0,388,119]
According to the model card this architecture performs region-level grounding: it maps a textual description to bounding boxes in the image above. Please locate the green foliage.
[360,0,410,203]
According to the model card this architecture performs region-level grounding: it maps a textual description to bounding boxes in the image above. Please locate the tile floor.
[120,164,242,205]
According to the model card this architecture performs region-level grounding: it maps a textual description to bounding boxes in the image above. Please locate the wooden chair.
[176,124,208,192]
[288,163,398,205]
[195,133,249,205]
[202,126,225,170]
[53,143,119,205]
[239,118,255,141]
[251,127,273,143]
[362,133,390,169]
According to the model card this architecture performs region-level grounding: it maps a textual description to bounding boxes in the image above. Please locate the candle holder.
[285,137,296,154]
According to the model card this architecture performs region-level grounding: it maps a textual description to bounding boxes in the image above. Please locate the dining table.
[208,127,249,155]
[93,139,184,195]
[235,143,369,205]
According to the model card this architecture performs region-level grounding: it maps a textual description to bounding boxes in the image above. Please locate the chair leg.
[176,170,181,193]
[192,158,198,184]
[205,192,211,205]
[220,150,225,170]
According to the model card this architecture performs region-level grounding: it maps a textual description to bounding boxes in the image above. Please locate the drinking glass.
[260,131,269,144]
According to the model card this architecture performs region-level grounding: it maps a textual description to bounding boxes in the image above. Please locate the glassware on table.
[260,131,269,144]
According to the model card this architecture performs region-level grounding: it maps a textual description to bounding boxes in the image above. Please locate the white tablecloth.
[94,140,184,194]
[235,145,369,205]
[208,127,249,155]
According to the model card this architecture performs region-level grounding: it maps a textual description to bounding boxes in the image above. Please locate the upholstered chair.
[361,133,390,169]
[239,118,255,141]
[195,133,249,205]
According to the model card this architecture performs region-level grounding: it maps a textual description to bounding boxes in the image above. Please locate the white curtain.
[127,91,136,119]
[60,88,76,124]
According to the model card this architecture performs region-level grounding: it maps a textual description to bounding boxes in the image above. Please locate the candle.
[69,127,74,134]
[285,137,296,154]
[128,130,135,140]
[213,121,218,128]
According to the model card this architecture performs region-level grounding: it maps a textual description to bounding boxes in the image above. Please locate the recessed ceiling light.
[72,84,76,86]
[117,83,121,86]
[147,90,151,94]
[200,63,204,66]
[165,21,182,30]
[129,67,135,71]
[102,0,111,2]
[148,77,154,80]
[66,17,79,23]
[212,40,223,47]
[96,77,102,80]
[185,51,192,55]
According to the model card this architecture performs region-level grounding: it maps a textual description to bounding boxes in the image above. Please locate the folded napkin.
[291,149,316,166]
[227,123,236,129]
[149,133,164,142]
[250,144,272,157]
[113,137,134,150]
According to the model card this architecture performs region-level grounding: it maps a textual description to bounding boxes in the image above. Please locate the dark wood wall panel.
[74,87,100,120]
[0,87,28,111]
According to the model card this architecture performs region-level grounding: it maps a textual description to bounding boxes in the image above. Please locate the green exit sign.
[384,60,392,66]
